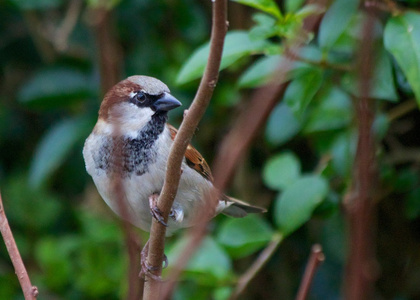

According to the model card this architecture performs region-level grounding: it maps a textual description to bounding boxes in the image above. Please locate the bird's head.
[98,75,181,128]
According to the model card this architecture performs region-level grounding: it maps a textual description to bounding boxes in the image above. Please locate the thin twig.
[295,244,325,300]
[0,192,38,300]
[387,99,417,122]
[293,54,353,72]
[229,233,283,300]
[54,0,83,51]
[142,0,228,298]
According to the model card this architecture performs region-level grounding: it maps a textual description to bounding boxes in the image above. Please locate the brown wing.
[167,124,214,182]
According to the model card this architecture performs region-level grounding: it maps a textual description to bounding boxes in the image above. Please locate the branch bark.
[142,0,228,298]
[344,10,379,300]
[0,192,38,300]
[89,7,122,95]
[295,244,325,300]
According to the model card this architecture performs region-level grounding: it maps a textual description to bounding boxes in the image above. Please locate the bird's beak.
[153,92,182,112]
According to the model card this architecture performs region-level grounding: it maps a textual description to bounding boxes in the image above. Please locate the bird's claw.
[139,240,169,281]
[140,260,164,282]
[149,193,168,227]
[150,206,168,227]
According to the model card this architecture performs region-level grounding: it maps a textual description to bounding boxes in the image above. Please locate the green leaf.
[177,31,270,85]
[384,12,420,106]
[238,45,322,88]
[35,236,79,289]
[263,152,301,190]
[285,0,305,13]
[3,174,63,231]
[174,282,213,300]
[304,85,352,133]
[217,215,274,258]
[331,131,357,177]
[231,0,282,19]
[265,102,301,146]
[274,175,328,236]
[213,287,233,300]
[18,68,94,109]
[249,13,279,40]
[318,0,358,51]
[341,47,398,101]
[238,55,282,88]
[373,113,390,140]
[325,12,383,54]
[285,67,323,118]
[29,116,92,188]
[167,236,232,283]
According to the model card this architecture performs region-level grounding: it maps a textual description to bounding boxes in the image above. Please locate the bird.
[83,75,266,233]
[83,75,266,275]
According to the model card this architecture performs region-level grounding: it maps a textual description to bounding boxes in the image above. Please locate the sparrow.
[83,75,266,237]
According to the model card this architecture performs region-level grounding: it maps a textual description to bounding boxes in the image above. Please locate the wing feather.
[167,124,266,216]
[167,124,213,181]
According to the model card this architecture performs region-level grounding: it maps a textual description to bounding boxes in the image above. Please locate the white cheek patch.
[107,103,155,137]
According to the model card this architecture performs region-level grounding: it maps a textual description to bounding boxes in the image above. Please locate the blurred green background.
[1,0,420,299]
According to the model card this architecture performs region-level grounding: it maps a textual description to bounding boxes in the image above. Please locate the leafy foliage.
[384,11,420,105]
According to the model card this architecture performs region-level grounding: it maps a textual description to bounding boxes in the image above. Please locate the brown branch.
[159,1,328,298]
[365,0,403,15]
[295,244,325,300]
[344,10,379,300]
[229,233,283,300]
[110,165,142,300]
[91,10,139,298]
[89,7,122,95]
[142,0,228,298]
[0,192,38,300]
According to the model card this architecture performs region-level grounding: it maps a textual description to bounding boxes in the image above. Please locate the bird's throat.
[92,112,168,177]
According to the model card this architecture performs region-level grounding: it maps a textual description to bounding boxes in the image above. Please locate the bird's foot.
[149,193,182,225]
[139,240,169,281]
[149,193,168,227]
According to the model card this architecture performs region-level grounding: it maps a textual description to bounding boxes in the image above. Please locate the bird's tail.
[220,195,267,218]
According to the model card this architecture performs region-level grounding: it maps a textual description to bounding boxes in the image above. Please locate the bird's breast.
[86,116,168,178]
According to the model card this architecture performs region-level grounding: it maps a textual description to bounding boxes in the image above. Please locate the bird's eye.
[136,91,146,103]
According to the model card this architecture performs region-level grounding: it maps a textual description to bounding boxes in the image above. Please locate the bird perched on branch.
[83,75,265,236]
